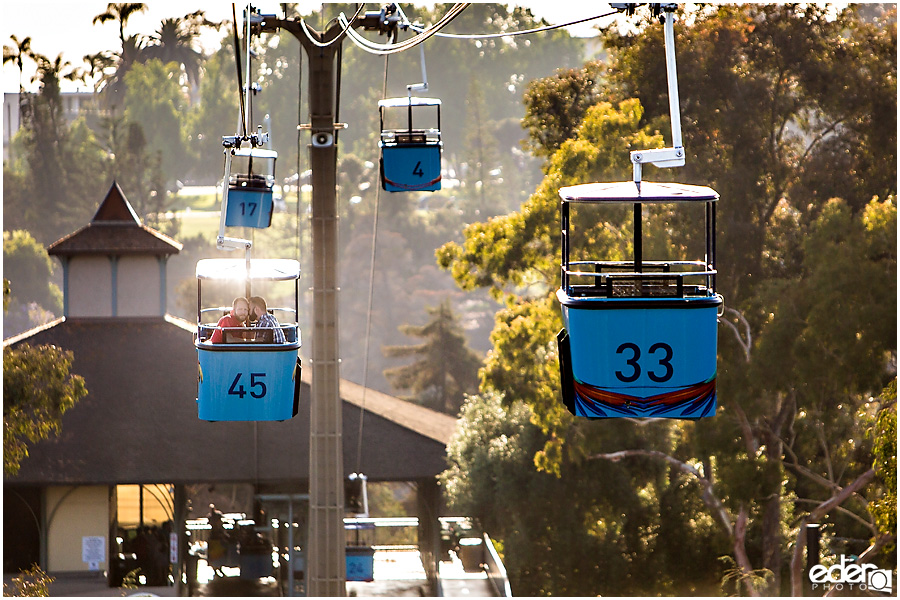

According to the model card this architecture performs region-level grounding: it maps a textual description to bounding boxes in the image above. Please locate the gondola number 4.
[228,372,267,398]
[615,342,674,383]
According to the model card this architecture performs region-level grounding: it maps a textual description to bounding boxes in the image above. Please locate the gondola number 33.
[615,342,674,383]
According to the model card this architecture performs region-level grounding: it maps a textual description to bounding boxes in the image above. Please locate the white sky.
[1,1,616,93]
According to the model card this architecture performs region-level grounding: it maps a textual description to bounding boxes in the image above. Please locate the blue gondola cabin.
[379,96,442,192]
[224,148,277,229]
[194,258,301,421]
[556,181,722,420]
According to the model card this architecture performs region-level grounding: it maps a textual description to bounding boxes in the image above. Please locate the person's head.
[232,297,249,321]
[249,296,267,319]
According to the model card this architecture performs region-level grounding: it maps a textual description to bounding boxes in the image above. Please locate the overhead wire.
[297,2,367,48]
[408,9,620,39]
[339,3,469,55]
[231,3,247,137]
[355,50,391,477]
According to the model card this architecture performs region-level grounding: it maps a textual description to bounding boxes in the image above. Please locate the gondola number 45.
[615,342,674,383]
[228,372,267,398]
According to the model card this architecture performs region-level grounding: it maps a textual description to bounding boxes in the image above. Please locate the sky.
[1,1,618,94]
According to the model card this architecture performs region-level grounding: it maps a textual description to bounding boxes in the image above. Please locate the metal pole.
[257,16,348,596]
[805,523,821,596]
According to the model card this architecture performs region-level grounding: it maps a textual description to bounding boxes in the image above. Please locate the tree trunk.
[734,506,760,597]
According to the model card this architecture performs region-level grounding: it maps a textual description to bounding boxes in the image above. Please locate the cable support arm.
[629,5,684,184]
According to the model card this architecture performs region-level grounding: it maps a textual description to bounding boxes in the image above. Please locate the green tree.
[521,59,605,161]
[3,34,33,92]
[184,43,240,183]
[383,299,482,415]
[4,54,107,244]
[870,381,897,563]
[92,2,148,108]
[95,34,147,110]
[4,343,88,476]
[98,113,170,232]
[601,4,897,301]
[92,2,147,50]
[438,5,896,596]
[143,11,217,102]
[123,58,189,184]
[2,231,63,335]
[81,50,115,93]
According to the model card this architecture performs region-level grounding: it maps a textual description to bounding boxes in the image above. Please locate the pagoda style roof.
[47,182,182,257]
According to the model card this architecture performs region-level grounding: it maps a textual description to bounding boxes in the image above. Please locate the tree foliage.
[123,58,190,183]
[3,230,62,314]
[3,230,63,337]
[870,380,897,562]
[3,57,107,244]
[439,4,897,596]
[383,298,482,415]
[4,343,88,476]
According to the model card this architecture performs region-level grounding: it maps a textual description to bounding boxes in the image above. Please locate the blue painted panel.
[560,299,719,419]
[225,188,274,228]
[381,144,441,192]
[346,547,375,582]
[197,347,298,421]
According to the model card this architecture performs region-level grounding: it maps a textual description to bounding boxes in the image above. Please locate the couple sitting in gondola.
[209,296,285,344]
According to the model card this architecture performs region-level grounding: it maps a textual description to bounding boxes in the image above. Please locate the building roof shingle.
[47,182,182,257]
[4,317,456,486]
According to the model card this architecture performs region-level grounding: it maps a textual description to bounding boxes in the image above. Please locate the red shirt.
[209,310,247,344]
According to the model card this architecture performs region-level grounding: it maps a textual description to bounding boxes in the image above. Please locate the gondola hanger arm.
[615,3,684,184]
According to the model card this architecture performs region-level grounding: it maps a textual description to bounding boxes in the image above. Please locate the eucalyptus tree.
[438,5,897,596]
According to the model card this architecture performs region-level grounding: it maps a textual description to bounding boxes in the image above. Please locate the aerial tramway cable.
[231,3,247,138]
[408,9,620,39]
[355,53,391,475]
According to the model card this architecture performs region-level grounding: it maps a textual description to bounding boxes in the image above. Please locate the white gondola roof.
[559,181,718,203]
[378,96,442,108]
[196,258,300,281]
[232,147,278,159]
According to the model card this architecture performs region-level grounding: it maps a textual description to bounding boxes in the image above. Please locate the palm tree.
[95,34,147,111]
[92,2,147,51]
[3,35,33,91]
[92,3,148,111]
[31,53,81,103]
[143,10,216,101]
[82,51,116,94]
[3,35,34,160]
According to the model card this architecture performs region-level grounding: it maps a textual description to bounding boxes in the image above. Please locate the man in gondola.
[249,296,285,343]
[209,297,251,343]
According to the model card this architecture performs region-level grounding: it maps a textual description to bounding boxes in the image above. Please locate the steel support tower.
[257,16,347,596]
